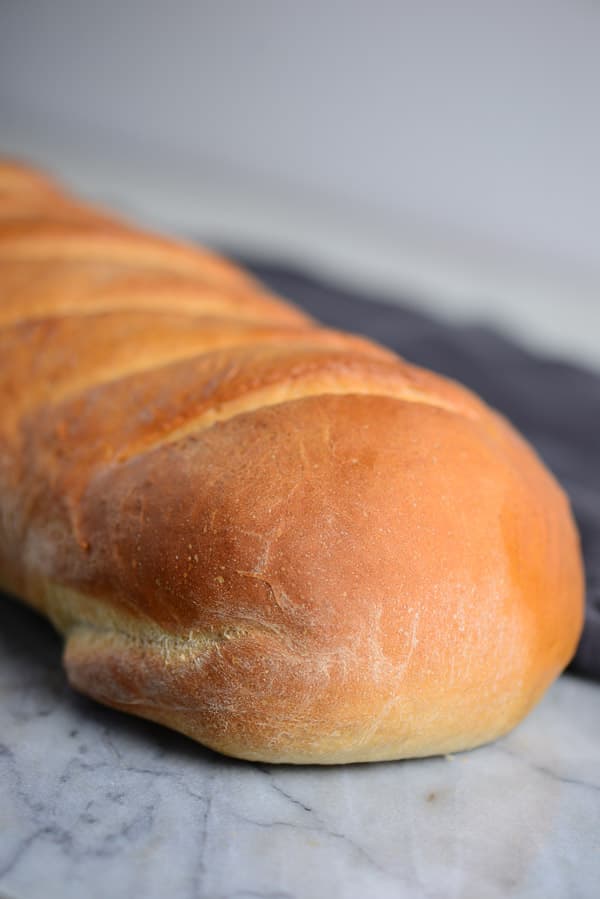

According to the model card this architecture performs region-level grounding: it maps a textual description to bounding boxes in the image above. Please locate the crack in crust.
[122,380,472,462]
[40,580,262,655]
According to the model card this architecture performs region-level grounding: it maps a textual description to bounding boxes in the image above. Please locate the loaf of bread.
[0,160,584,763]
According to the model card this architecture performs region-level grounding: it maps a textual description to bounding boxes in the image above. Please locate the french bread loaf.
[0,160,584,763]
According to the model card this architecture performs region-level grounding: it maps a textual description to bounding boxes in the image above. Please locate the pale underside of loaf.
[0,161,584,763]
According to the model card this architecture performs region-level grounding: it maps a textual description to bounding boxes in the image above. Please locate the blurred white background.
[1,0,599,365]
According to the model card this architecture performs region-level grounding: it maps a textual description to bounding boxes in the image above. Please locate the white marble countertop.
[1,596,599,899]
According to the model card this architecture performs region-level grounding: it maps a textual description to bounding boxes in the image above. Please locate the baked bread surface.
[0,160,584,763]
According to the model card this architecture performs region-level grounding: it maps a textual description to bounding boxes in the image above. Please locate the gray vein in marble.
[495,743,600,794]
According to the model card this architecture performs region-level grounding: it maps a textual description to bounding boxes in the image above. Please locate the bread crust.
[0,161,584,763]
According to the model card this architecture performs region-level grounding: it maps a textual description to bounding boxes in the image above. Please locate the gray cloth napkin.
[244,260,600,680]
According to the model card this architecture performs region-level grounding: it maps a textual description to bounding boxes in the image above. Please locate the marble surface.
[1,595,598,899]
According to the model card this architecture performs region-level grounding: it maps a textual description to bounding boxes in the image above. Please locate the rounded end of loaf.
[61,392,584,764]
[4,159,582,763]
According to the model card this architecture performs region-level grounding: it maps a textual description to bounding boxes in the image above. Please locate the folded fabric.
[244,260,600,680]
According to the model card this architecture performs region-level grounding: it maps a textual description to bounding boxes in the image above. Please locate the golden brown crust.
[0,160,584,763]
[0,259,310,328]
